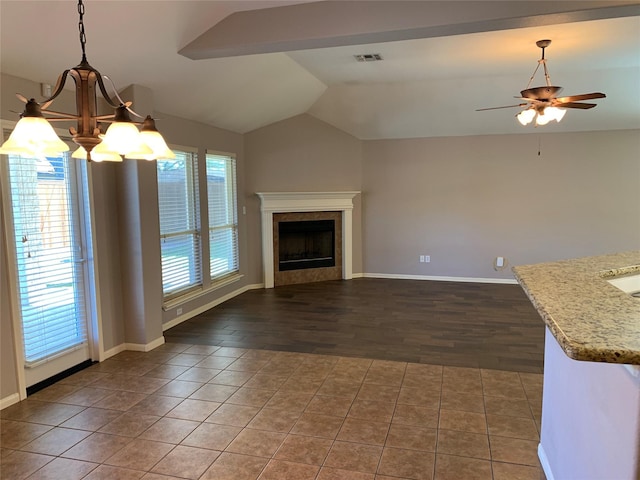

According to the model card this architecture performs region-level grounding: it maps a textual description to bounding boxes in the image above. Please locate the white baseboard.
[102,336,166,360]
[351,273,364,279]
[362,272,518,284]
[102,343,126,360]
[124,336,166,352]
[538,443,555,480]
[163,283,264,332]
[0,393,21,410]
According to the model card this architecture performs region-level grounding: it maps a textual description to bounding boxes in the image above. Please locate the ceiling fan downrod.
[525,39,553,90]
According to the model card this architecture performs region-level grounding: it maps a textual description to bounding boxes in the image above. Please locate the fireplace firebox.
[278,220,335,271]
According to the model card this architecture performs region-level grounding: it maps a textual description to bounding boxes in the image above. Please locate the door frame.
[1,121,104,399]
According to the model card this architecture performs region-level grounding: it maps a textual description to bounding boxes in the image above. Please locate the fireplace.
[257,192,359,288]
[278,219,335,271]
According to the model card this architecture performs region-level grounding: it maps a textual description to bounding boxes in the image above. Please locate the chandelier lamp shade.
[0,0,174,161]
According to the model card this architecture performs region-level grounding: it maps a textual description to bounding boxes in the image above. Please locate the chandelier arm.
[94,114,120,121]
[44,118,81,122]
[124,106,146,120]
[40,69,72,110]
[40,110,80,120]
[93,71,121,109]
[101,75,144,119]
[97,119,143,125]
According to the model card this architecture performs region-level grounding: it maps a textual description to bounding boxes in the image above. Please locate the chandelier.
[0,0,174,162]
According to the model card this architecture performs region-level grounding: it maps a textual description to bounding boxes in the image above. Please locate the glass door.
[4,152,92,387]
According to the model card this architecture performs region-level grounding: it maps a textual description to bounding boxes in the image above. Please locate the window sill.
[162,273,243,311]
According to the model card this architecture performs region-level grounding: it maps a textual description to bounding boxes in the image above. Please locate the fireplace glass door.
[278,220,335,271]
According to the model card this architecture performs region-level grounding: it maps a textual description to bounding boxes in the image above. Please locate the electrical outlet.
[424,255,430,263]
[494,256,507,270]
[176,307,182,315]
[420,255,425,263]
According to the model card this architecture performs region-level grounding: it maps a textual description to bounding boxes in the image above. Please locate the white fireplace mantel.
[256,191,360,288]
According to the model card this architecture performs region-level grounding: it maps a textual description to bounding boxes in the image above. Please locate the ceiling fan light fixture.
[535,110,552,126]
[545,106,566,122]
[1,0,170,162]
[534,106,566,126]
[517,108,536,126]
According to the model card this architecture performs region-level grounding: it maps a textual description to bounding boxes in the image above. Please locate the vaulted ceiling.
[1,1,639,139]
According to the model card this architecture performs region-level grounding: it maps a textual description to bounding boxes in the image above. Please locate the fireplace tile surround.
[256,192,359,288]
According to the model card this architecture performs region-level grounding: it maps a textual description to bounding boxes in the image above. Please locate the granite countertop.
[512,251,640,364]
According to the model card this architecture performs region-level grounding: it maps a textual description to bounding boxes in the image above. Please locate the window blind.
[157,150,202,297]
[206,153,239,280]
[7,154,88,365]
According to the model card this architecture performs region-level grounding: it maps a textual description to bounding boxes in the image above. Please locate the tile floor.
[1,343,545,480]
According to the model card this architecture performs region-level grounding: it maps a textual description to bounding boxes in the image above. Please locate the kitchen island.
[513,251,640,480]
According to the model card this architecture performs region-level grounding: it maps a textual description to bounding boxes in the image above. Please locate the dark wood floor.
[165,278,545,373]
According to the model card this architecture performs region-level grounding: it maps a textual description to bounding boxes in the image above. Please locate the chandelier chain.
[78,0,87,62]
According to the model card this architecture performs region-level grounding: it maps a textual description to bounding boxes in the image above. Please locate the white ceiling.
[1,1,639,139]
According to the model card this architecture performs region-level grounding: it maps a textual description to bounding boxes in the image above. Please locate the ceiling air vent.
[354,53,383,62]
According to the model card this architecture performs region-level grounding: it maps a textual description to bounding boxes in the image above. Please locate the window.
[157,148,239,302]
[206,153,238,280]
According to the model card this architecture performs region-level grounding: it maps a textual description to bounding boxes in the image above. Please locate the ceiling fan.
[477,39,606,126]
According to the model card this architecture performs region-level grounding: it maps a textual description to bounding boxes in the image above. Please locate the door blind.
[6,154,88,366]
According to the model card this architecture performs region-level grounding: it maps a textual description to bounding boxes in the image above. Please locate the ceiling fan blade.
[476,104,526,111]
[555,102,597,109]
[555,92,606,103]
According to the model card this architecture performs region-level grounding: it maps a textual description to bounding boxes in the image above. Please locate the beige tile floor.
[1,343,545,480]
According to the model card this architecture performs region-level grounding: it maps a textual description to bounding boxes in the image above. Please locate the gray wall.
[362,131,640,279]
